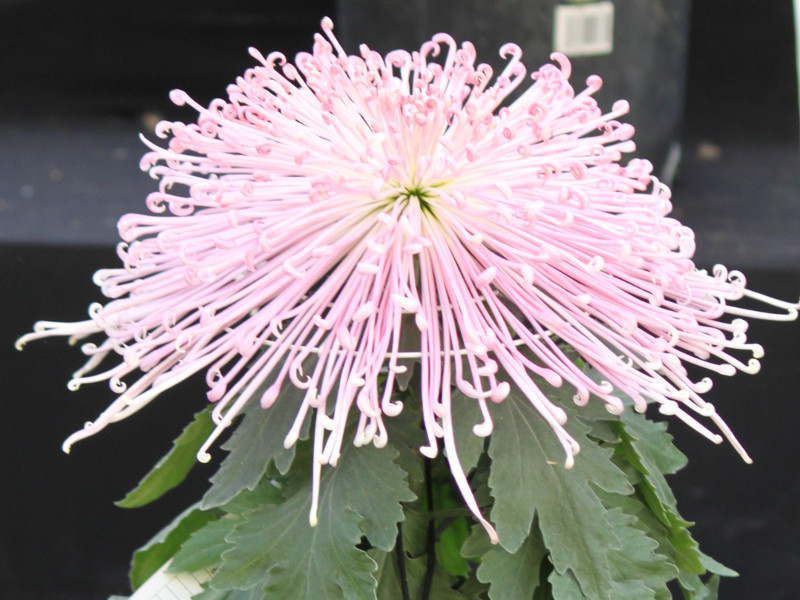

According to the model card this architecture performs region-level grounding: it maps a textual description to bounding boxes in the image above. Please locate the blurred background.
[1,1,798,598]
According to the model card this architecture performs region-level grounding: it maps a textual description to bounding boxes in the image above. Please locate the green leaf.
[604,506,677,599]
[597,488,731,600]
[211,433,416,599]
[699,552,737,578]
[553,391,632,498]
[171,477,289,575]
[616,409,687,475]
[582,417,621,445]
[214,487,373,598]
[706,574,721,596]
[169,515,238,574]
[202,385,310,510]
[613,410,705,574]
[458,574,492,600]
[460,523,495,561]
[220,475,287,515]
[476,516,548,600]
[548,568,586,599]
[487,385,633,599]
[116,407,215,508]
[677,571,721,600]
[469,451,494,512]
[397,507,429,559]
[129,502,218,590]
[436,517,471,577]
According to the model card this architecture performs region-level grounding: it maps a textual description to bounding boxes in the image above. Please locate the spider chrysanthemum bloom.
[18,18,799,542]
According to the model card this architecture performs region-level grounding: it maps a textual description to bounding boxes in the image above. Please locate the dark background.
[1,1,798,598]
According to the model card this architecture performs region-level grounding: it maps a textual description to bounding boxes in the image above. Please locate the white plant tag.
[128,560,213,600]
[553,2,615,57]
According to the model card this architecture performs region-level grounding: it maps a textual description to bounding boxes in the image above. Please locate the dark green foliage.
[120,366,734,599]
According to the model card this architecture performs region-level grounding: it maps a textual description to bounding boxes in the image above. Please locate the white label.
[128,560,213,600]
[553,2,615,57]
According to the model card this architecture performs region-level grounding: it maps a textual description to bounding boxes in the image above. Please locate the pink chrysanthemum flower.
[18,18,798,542]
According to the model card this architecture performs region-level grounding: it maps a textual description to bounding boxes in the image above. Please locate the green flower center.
[390,183,441,216]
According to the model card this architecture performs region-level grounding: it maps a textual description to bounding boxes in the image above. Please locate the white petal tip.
[550,406,568,426]
[490,382,511,402]
[169,89,188,106]
[419,445,438,459]
[658,402,678,416]
[472,421,493,437]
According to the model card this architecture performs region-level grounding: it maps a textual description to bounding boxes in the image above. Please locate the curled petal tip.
[745,358,761,374]
[168,89,188,106]
[419,445,438,459]
[472,420,493,437]
[612,99,630,114]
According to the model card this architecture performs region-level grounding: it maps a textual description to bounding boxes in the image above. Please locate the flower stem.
[421,456,436,600]
[395,522,411,600]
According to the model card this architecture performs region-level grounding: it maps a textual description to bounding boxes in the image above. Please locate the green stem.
[395,522,411,600]
[421,457,435,600]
